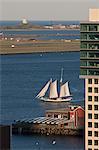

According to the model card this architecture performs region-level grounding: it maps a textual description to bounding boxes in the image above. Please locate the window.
[94,140,98,146]
[94,114,98,119]
[89,25,98,31]
[88,113,92,119]
[94,105,98,111]
[88,131,92,136]
[88,105,92,110]
[81,25,87,31]
[64,123,68,126]
[94,96,98,102]
[94,131,98,137]
[94,122,98,128]
[88,87,92,93]
[81,34,87,40]
[80,69,87,75]
[94,87,98,93]
[54,114,58,118]
[88,122,92,128]
[88,79,92,84]
[80,51,87,57]
[88,96,92,101]
[48,115,52,117]
[94,79,98,84]
[63,115,67,118]
[88,140,92,145]
[80,61,87,66]
[81,43,87,49]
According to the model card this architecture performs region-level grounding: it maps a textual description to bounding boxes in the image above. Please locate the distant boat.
[36,68,72,102]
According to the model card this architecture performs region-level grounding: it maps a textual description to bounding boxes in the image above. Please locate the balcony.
[80,52,99,60]
[80,60,99,68]
[80,34,99,42]
[80,69,99,76]
[80,66,99,69]
[80,43,99,50]
[80,24,99,32]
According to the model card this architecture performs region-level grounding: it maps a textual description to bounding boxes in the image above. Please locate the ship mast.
[60,68,63,84]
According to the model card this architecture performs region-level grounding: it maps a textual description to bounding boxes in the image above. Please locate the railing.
[80,69,99,76]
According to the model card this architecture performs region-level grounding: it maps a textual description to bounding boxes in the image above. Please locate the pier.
[12,106,84,136]
[12,117,83,136]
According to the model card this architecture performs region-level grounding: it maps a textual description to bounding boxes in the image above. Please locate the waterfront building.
[80,9,99,150]
[46,106,84,129]
[12,105,84,135]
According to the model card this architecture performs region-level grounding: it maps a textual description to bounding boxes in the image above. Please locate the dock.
[12,117,83,136]
[12,106,84,136]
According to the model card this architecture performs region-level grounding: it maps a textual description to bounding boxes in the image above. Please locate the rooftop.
[46,105,83,113]
[80,21,99,24]
[89,9,99,22]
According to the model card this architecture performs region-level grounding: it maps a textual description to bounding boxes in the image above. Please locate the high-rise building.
[80,9,99,150]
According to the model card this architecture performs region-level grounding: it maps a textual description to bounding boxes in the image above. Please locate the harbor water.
[0,20,80,40]
[1,52,84,150]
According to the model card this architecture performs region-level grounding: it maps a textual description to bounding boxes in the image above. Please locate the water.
[0,21,80,40]
[1,30,80,40]
[12,134,84,150]
[1,52,84,149]
[0,20,80,26]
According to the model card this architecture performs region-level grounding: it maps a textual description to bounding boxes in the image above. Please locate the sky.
[0,0,99,21]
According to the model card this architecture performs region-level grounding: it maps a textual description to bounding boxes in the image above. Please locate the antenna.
[60,68,63,83]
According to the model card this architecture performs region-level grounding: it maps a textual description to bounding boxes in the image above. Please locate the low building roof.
[80,21,99,24]
[46,105,84,113]
[15,117,73,125]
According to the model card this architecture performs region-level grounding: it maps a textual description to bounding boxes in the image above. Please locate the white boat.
[36,69,72,102]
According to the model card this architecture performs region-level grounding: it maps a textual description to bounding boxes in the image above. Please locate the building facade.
[46,106,84,129]
[80,9,99,150]
[0,125,11,150]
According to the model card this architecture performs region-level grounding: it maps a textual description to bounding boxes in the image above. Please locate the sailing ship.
[36,69,72,102]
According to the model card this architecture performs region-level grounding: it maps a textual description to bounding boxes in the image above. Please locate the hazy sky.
[0,0,99,21]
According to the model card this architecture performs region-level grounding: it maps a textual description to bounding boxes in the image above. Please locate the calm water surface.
[1,52,84,150]
[0,21,80,40]
[0,20,79,26]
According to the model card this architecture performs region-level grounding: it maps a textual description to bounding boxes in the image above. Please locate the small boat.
[36,68,72,102]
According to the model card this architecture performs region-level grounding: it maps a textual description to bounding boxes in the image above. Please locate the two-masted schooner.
[36,69,72,102]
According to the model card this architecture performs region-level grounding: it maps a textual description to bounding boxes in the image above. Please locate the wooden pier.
[12,117,84,136]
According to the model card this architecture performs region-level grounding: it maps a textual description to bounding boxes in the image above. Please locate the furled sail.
[60,68,63,83]
[59,82,71,98]
[36,80,51,98]
[49,80,58,99]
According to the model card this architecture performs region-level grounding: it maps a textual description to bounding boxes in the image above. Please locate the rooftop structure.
[46,106,84,129]
[89,9,99,22]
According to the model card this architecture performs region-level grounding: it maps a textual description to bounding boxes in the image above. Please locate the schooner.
[36,68,72,102]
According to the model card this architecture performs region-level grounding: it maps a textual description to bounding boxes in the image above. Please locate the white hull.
[39,97,72,102]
